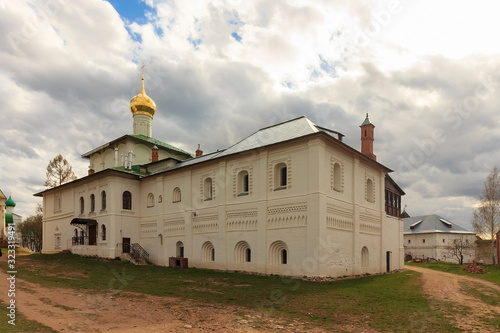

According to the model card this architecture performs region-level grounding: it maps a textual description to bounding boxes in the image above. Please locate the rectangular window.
[54,193,62,212]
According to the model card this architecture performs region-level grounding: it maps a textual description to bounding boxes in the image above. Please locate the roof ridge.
[259,115,307,131]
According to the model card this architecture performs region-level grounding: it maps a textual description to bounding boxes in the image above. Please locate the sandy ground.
[0,254,332,332]
[1,253,499,332]
[406,265,500,332]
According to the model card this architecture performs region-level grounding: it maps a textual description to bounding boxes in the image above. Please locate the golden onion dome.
[130,75,156,117]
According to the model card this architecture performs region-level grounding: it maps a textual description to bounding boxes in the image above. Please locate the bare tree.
[44,154,78,188]
[17,204,43,252]
[447,236,474,264]
[472,167,500,265]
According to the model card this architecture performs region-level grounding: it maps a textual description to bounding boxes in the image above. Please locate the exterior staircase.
[121,243,150,265]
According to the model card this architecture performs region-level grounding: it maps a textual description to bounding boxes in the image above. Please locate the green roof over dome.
[5,195,16,207]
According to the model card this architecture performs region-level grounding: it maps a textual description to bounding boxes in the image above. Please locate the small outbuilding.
[403,214,476,263]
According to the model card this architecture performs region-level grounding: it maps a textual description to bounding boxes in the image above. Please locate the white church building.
[36,76,405,277]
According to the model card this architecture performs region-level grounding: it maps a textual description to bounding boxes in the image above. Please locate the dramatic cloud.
[2,0,500,230]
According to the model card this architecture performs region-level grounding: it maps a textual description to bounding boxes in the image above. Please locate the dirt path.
[0,259,328,332]
[406,265,500,332]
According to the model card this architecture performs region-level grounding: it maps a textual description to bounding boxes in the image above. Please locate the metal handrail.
[72,236,98,246]
[130,243,150,263]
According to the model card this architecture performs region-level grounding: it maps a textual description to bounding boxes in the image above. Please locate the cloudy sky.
[1,0,499,229]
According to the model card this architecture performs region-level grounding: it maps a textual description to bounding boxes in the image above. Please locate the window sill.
[204,198,213,201]
[274,186,287,191]
[237,192,249,197]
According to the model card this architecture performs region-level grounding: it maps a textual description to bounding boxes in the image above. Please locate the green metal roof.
[81,134,193,159]
[130,134,194,157]
[5,213,13,224]
[5,195,15,207]
[0,189,6,200]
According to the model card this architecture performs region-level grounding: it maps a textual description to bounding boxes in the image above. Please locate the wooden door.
[122,237,131,253]
[89,224,97,245]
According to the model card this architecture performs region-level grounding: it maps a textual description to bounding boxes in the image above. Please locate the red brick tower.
[360,113,376,161]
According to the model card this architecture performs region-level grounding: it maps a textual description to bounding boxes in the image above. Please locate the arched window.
[158,234,163,246]
[79,197,84,215]
[147,193,154,207]
[281,249,288,264]
[123,191,132,210]
[238,170,249,196]
[361,246,369,269]
[101,191,106,211]
[158,195,163,203]
[176,241,184,257]
[201,241,215,262]
[74,228,78,238]
[173,187,181,203]
[204,178,213,201]
[274,163,288,190]
[269,240,288,265]
[333,163,342,192]
[101,224,106,241]
[90,194,95,213]
[234,241,251,263]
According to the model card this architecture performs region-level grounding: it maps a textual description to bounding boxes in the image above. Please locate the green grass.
[0,300,57,333]
[406,262,500,285]
[0,247,32,255]
[0,253,462,332]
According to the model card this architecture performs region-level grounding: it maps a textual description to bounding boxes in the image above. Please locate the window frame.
[274,162,288,190]
[204,178,213,201]
[79,197,84,215]
[237,170,249,196]
[90,194,95,213]
[101,190,107,211]
[122,191,132,210]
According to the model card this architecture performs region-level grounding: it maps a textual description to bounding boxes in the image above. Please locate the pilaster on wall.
[257,150,269,273]
[379,169,385,273]
[307,138,325,276]
[352,158,360,275]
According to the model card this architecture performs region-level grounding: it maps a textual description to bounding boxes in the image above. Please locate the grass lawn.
[406,262,500,285]
[0,254,463,332]
[0,247,33,255]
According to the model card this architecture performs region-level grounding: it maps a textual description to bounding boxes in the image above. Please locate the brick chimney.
[360,113,376,161]
[151,145,159,162]
[195,144,203,157]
